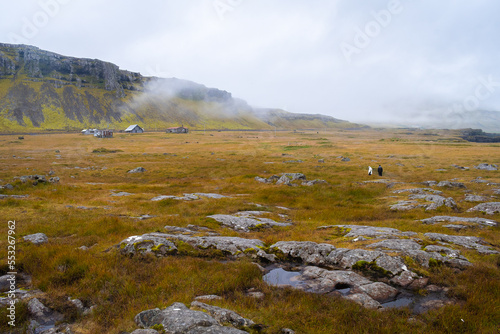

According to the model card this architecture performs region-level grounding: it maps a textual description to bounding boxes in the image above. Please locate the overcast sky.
[1,0,500,124]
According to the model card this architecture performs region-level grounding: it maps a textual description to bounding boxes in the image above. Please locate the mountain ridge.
[0,43,358,132]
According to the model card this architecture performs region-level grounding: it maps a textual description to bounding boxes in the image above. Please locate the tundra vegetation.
[0,128,499,333]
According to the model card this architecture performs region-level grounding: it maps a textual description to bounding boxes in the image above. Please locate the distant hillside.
[253,108,363,129]
[392,110,500,134]
[0,44,357,132]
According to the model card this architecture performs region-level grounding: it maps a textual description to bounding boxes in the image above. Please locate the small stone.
[344,292,381,309]
[408,278,429,290]
[23,233,48,245]
[194,295,223,301]
[390,271,418,287]
[128,167,146,173]
[473,163,498,171]
[130,329,160,334]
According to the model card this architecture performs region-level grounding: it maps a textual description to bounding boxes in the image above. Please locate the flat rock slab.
[269,241,336,266]
[302,179,328,186]
[424,233,499,254]
[436,181,466,188]
[134,302,249,333]
[367,239,422,252]
[323,225,417,239]
[128,167,146,173]
[0,194,29,199]
[474,163,498,170]
[300,266,372,290]
[467,202,500,215]
[390,200,425,211]
[208,212,291,232]
[256,173,324,187]
[152,193,230,201]
[164,225,219,236]
[393,188,443,195]
[120,235,178,257]
[421,216,497,227]
[408,194,458,211]
[23,233,48,245]
[111,191,133,197]
[464,194,490,202]
[327,248,408,276]
[120,232,275,261]
[403,250,471,268]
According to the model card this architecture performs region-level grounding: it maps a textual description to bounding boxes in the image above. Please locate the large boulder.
[367,239,422,252]
[269,241,335,266]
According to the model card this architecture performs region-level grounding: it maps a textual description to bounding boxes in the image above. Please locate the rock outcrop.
[467,202,500,215]
[474,163,498,171]
[255,173,326,187]
[420,216,498,227]
[207,211,291,232]
[134,302,250,333]
[152,193,230,201]
[424,233,499,255]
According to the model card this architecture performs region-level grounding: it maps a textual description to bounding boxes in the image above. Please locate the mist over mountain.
[0,43,356,132]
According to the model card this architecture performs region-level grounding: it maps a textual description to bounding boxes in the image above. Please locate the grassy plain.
[0,128,499,333]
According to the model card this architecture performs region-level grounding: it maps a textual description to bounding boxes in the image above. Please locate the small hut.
[125,125,144,133]
[165,126,189,134]
[81,129,98,135]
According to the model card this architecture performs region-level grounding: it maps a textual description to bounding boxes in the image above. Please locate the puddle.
[336,287,351,295]
[263,268,303,287]
[262,266,451,313]
[381,297,413,308]
[34,325,56,334]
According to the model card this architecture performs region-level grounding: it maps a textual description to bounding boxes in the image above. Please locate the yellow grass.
[0,128,499,333]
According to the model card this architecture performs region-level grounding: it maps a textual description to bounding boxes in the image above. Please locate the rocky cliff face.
[0,44,355,131]
[0,43,144,96]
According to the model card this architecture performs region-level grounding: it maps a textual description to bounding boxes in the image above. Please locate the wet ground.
[263,265,451,313]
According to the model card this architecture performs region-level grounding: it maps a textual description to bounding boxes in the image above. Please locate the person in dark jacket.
[378,165,383,176]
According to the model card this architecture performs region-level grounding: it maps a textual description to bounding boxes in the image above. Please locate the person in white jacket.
[368,166,373,175]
